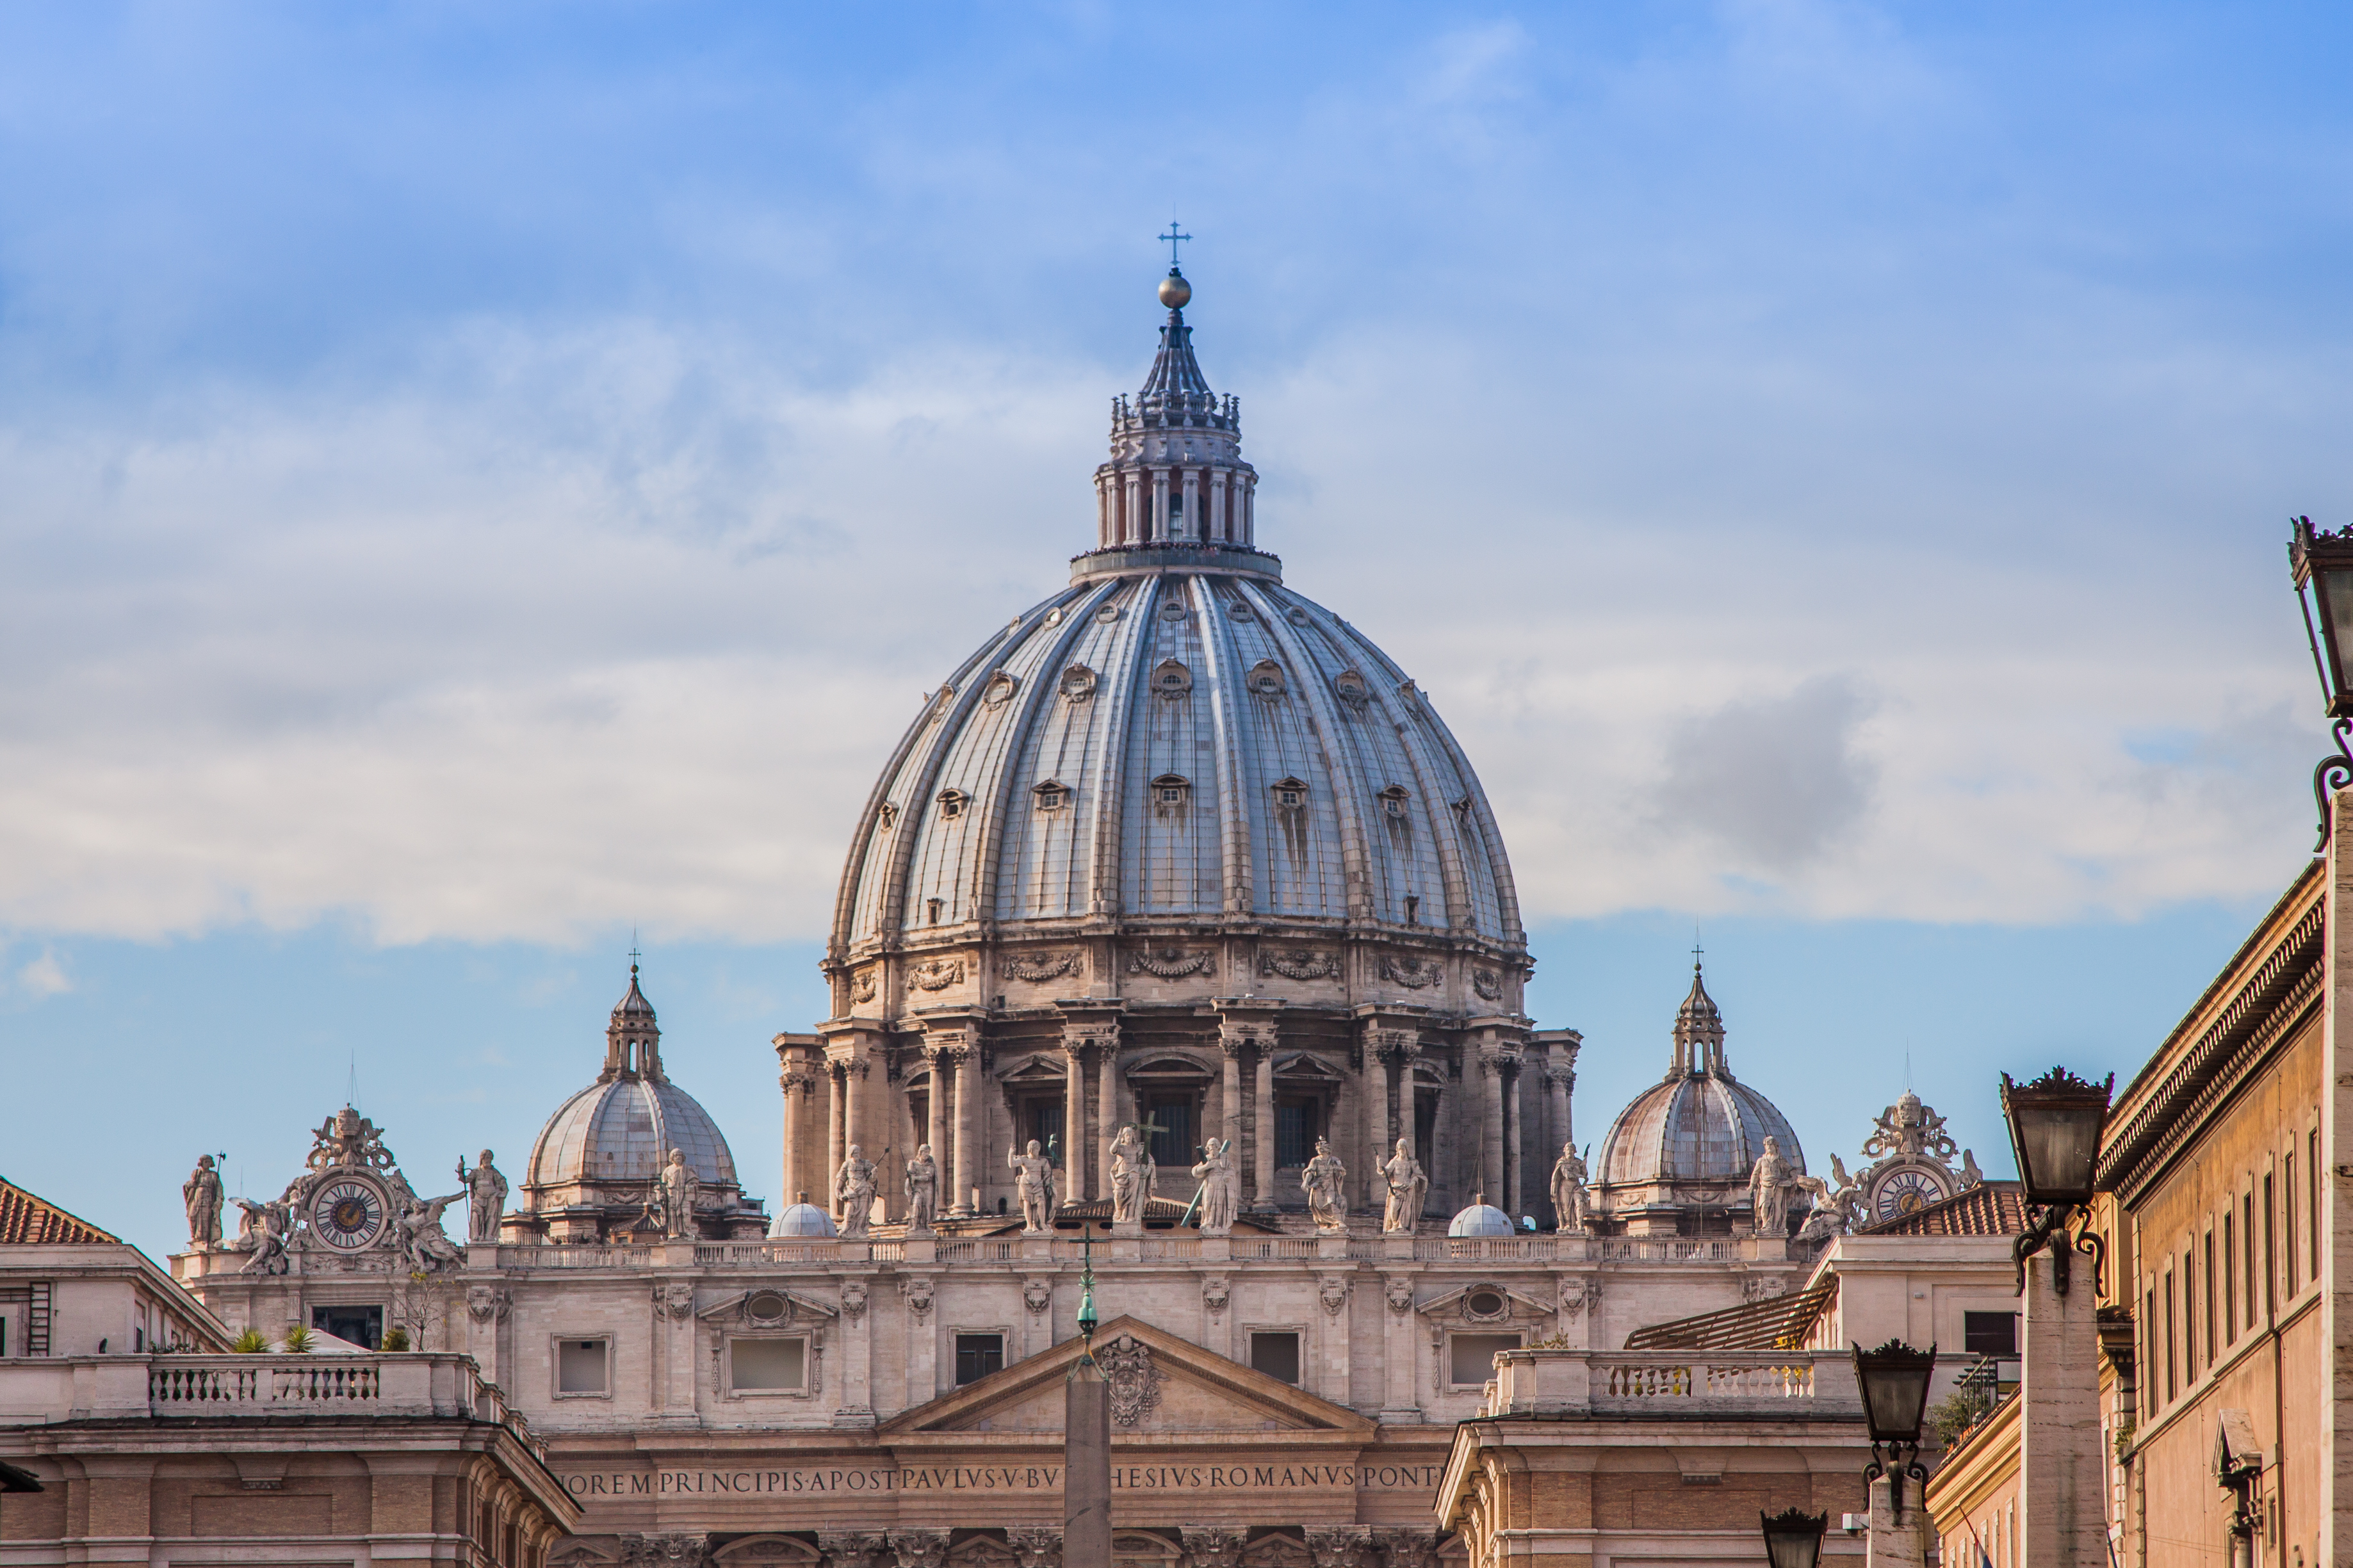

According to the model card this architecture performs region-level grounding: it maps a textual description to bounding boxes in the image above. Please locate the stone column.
[1151,469,1169,540]
[923,1045,948,1181]
[953,1044,982,1218]
[1096,478,1111,548]
[843,1053,870,1174]
[826,1064,845,1220]
[1545,1065,1574,1227]
[1062,1043,1089,1204]
[1253,1047,1277,1211]
[1221,1036,1246,1172]
[779,1063,811,1207]
[1362,1030,1394,1212]
[2019,1244,2106,1568]
[1242,475,1255,544]
[1180,470,1200,540]
[1097,1038,1121,1200]
[1501,1049,1523,1218]
[1478,1046,1506,1207]
[1123,473,1141,545]
[1210,471,1227,542]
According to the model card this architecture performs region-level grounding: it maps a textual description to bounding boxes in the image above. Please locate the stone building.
[155,266,1930,1565]
[0,1177,576,1568]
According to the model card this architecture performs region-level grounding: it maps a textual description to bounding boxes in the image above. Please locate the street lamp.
[2000,1067,2115,1295]
[2288,515,2353,844]
[1759,1507,1828,1568]
[1851,1338,1937,1522]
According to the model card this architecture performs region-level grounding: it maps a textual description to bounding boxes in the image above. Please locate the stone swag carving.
[464,1284,512,1323]
[1379,954,1442,989]
[850,968,878,1004]
[1000,951,1082,983]
[1096,1334,1162,1427]
[906,958,964,992]
[1471,969,1501,1001]
[1260,949,1341,982]
[1128,946,1214,979]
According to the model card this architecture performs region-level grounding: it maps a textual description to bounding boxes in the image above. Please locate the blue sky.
[3,3,2348,1257]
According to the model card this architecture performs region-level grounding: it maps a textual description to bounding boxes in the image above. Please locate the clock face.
[311,1178,387,1250]
[1875,1168,1946,1222]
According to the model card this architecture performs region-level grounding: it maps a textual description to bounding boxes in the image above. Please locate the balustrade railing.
[1413,1236,1560,1261]
[139,1354,545,1455]
[496,1245,653,1269]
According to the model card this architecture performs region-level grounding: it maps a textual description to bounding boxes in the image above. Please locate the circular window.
[1467,1290,1505,1318]
[747,1291,788,1322]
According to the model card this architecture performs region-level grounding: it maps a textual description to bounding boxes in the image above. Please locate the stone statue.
[398,1192,467,1272]
[1960,1148,1983,1188]
[457,1149,507,1243]
[183,1155,224,1249]
[1007,1139,1055,1232]
[1793,1175,1851,1242]
[835,1145,877,1240]
[1189,1137,1237,1236]
[1549,1143,1590,1233]
[1748,1135,1798,1236]
[1379,1139,1428,1233]
[654,1148,700,1240]
[1108,1126,1153,1225]
[904,1144,940,1234]
[234,1198,290,1275]
[1301,1138,1347,1233]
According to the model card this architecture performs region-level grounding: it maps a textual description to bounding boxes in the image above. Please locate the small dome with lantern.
[1591,958,1805,1237]
[507,964,769,1244]
[769,1199,839,1238]
[1447,1201,1516,1238]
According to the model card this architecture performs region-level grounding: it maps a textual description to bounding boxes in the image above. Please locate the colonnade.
[1095,465,1256,549]
[776,1017,1577,1229]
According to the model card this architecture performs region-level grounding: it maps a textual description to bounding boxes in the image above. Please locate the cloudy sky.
[4,3,2348,1257]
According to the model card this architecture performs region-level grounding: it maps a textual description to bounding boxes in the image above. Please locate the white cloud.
[16,950,71,998]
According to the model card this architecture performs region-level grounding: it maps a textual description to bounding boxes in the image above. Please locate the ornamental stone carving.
[1201,1276,1230,1316]
[1260,949,1340,981]
[1128,946,1214,979]
[900,1277,933,1318]
[1375,1532,1441,1568]
[654,1281,696,1320]
[1319,1274,1353,1316]
[1023,1278,1053,1316]
[1001,951,1082,983]
[1379,955,1442,989]
[816,1536,886,1568]
[907,958,965,992]
[884,1532,948,1568]
[1471,969,1501,1001]
[1006,1529,1061,1568]
[1305,1527,1373,1568]
[1180,1528,1244,1568]
[464,1285,511,1323]
[1097,1333,1162,1427]
[851,969,877,1004]
[1385,1277,1414,1316]
[621,1537,712,1568]
[840,1281,868,1321]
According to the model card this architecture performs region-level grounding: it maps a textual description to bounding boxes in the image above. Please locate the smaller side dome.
[769,1201,838,1239]
[1448,1202,1515,1237]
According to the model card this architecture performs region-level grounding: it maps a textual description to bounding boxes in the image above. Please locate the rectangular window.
[1963,1311,2019,1357]
[2245,1192,2258,1330]
[2203,1231,2216,1369]
[954,1333,1004,1387]
[2287,1151,2299,1291]
[1025,1101,1064,1165]
[2265,1173,2277,1314]
[556,1338,609,1395]
[2224,1211,2236,1342]
[729,1338,808,1392]
[1146,1092,1196,1170]
[1249,1331,1301,1385]
[1450,1332,1522,1386]
[1274,1099,1317,1168]
[2163,1269,2176,1400]
[2313,1129,2323,1286]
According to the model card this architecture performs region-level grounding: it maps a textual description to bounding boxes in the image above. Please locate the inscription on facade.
[560,1463,1445,1499]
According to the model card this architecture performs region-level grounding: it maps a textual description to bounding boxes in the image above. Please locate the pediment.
[877,1314,1376,1441]
[695,1288,839,1325]
[1414,1282,1554,1321]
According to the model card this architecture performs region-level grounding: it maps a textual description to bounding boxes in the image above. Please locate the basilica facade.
[152,267,1998,1568]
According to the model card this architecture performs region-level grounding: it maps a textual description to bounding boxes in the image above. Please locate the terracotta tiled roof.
[1857,1180,2028,1238]
[0,1176,120,1245]
[1623,1279,1837,1351]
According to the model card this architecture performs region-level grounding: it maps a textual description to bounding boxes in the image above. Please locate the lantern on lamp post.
[1759,1507,1828,1568]
[1850,1338,1937,1522]
[2289,515,2353,845]
[2000,1067,2114,1296]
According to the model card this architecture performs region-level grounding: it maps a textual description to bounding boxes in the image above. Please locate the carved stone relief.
[1060,665,1099,701]
[1471,969,1501,1001]
[621,1538,712,1568]
[908,959,965,992]
[1319,1275,1353,1316]
[465,1285,511,1323]
[1201,1276,1230,1316]
[1180,1528,1245,1568]
[1001,951,1082,984]
[1023,1279,1053,1316]
[841,1281,868,1321]
[1385,1277,1414,1316]
[1303,1528,1372,1568]
[1097,1333,1162,1427]
[1380,955,1443,989]
[1006,1529,1061,1568]
[886,1533,949,1568]
[851,969,878,1004]
[816,1535,886,1568]
[1260,950,1341,982]
[1128,946,1214,980]
[653,1281,695,1320]
[900,1277,933,1319]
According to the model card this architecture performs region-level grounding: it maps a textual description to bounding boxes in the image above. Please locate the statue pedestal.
[1382,1233,1417,1261]
[1317,1230,1353,1259]
[1111,1216,1144,1239]
[660,1240,698,1268]
[1199,1234,1231,1261]
[465,1241,499,1271]
[903,1238,937,1264]
[1747,1236,1787,1263]
[838,1241,870,1264]
[1018,1234,1055,1261]
[1110,1234,1143,1263]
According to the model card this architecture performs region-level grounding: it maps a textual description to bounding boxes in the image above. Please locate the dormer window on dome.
[1152,774,1191,807]
[1034,780,1070,812]
[936,789,968,821]
[1273,778,1308,810]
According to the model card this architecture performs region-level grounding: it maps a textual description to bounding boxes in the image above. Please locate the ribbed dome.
[1592,960,1804,1204]
[1447,1202,1515,1237]
[1595,1072,1803,1190]
[768,1201,838,1238]
[832,572,1522,946]
[527,1075,738,1189]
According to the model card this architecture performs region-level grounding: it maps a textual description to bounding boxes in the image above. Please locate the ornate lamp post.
[1759,1508,1828,1568]
[2000,1067,2114,1295]
[1851,1339,1937,1521]
[2288,516,2353,844]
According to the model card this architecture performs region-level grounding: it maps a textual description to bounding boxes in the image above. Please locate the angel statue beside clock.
[195,1103,473,1275]
[1786,1088,1980,1242]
